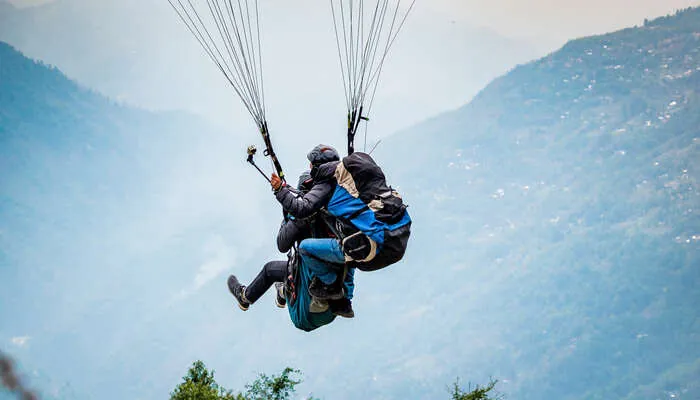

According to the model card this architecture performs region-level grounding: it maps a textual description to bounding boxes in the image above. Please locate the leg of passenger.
[298,238,344,284]
[329,265,356,318]
[298,238,345,264]
[343,267,355,300]
[302,254,339,286]
[242,260,287,304]
[302,255,346,301]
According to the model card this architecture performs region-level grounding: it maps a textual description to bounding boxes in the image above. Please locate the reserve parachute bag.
[326,152,411,271]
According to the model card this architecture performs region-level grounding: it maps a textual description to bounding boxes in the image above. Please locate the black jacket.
[276,217,311,253]
[275,162,338,219]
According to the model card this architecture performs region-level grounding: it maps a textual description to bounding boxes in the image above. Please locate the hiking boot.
[274,282,286,308]
[308,276,345,300]
[329,298,355,318]
[227,275,250,311]
[309,296,329,313]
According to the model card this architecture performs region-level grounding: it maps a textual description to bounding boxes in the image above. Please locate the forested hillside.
[378,7,699,399]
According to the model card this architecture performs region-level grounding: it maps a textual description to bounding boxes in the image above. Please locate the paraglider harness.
[322,151,412,272]
[282,213,347,309]
[284,244,301,307]
[280,181,341,308]
[283,243,351,310]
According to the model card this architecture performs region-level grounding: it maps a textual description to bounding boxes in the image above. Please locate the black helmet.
[307,144,340,166]
[297,170,313,193]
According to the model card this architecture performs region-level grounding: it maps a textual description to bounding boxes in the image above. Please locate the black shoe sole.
[333,310,355,318]
[228,275,250,311]
[275,283,286,308]
[308,286,345,301]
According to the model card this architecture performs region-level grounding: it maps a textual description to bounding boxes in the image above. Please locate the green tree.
[171,361,499,400]
[171,361,307,400]
[242,367,304,400]
[170,360,240,400]
[449,379,501,400]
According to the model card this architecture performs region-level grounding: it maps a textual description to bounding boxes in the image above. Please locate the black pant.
[245,261,287,304]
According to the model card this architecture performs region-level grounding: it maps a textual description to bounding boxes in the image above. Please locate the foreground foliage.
[171,361,499,400]
[450,379,500,400]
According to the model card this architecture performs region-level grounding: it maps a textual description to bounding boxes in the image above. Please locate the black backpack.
[326,152,412,271]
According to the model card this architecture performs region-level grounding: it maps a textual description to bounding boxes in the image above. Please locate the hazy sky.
[427,0,700,45]
[4,0,697,149]
[8,0,700,48]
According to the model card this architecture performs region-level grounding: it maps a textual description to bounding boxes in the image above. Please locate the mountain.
[0,0,198,110]
[0,40,275,399]
[375,6,700,399]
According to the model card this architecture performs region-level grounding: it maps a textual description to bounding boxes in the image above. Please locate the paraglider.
[167,0,415,331]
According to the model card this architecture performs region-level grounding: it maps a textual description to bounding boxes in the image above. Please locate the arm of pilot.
[274,181,334,219]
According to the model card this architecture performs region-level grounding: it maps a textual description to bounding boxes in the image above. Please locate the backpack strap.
[347,205,370,221]
[285,245,300,306]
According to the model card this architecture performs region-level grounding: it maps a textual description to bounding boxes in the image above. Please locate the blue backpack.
[325,152,412,271]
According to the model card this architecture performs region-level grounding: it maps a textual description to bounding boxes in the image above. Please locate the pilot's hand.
[271,174,284,192]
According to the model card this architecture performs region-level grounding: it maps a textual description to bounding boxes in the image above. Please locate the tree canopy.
[170,361,499,400]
